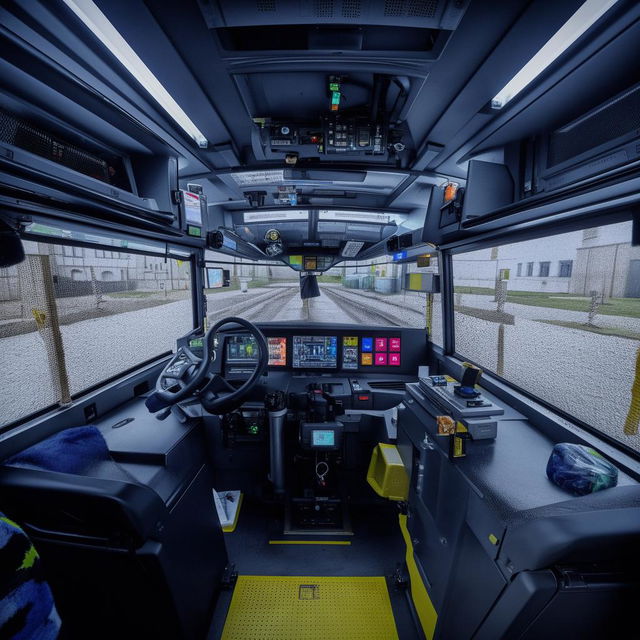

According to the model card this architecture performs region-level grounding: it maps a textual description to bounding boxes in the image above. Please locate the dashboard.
[179,324,427,413]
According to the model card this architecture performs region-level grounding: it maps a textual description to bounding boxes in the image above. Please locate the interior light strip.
[62,0,208,147]
[491,0,619,109]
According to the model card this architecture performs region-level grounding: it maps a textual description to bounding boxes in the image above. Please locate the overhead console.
[260,113,388,160]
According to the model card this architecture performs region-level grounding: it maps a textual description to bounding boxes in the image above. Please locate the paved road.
[1,284,638,453]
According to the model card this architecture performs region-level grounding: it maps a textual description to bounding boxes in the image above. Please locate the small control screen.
[312,430,335,447]
[342,336,358,370]
[227,335,287,366]
[292,335,337,368]
[268,337,287,366]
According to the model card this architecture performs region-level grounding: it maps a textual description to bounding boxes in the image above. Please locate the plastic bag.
[546,443,618,496]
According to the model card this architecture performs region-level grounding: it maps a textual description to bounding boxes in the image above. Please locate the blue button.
[361,337,373,352]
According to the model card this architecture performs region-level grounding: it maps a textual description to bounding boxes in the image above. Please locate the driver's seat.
[0,424,228,640]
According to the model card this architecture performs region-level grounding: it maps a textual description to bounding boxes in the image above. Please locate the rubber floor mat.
[221,575,399,640]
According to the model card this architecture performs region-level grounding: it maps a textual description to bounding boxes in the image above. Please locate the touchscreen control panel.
[292,336,338,368]
[352,335,401,367]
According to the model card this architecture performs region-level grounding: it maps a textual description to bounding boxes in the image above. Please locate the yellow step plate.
[222,575,399,640]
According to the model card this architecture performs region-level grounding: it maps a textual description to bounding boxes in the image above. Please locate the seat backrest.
[0,513,61,640]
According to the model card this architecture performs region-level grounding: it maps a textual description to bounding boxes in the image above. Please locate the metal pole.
[20,255,72,406]
[497,323,505,377]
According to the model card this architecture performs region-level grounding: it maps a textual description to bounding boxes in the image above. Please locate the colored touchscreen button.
[361,337,373,352]
[389,353,401,366]
[375,338,388,352]
[389,337,401,352]
[375,353,388,366]
[361,353,373,366]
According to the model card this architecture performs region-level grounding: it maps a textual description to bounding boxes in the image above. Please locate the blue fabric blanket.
[4,426,110,475]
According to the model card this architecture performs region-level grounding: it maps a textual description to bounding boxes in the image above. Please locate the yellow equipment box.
[367,443,409,501]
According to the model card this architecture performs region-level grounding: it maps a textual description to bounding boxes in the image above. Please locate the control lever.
[266,391,287,496]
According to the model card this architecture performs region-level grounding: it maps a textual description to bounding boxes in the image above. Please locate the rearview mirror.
[206,267,230,289]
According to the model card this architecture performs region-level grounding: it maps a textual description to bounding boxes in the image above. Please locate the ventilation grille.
[384,0,438,17]
[342,0,361,17]
[314,0,334,17]
[0,108,129,189]
[367,380,407,390]
[256,0,276,10]
[547,84,640,168]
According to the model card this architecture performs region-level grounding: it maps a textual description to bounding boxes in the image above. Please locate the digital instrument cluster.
[226,335,287,367]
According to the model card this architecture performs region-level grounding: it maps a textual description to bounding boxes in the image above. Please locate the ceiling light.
[62,0,208,147]
[491,0,619,110]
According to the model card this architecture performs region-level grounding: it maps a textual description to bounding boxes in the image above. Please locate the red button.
[358,395,370,401]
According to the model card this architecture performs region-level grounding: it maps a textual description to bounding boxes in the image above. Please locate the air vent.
[385,0,438,18]
[408,0,438,16]
[548,84,640,168]
[368,380,407,390]
[256,0,276,10]
[314,0,334,17]
[0,108,131,191]
[342,0,361,17]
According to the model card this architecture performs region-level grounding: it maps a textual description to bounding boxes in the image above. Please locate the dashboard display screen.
[292,336,337,368]
[268,337,287,366]
[227,335,287,366]
[312,430,335,447]
[342,336,358,370]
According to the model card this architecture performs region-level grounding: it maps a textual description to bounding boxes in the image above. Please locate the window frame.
[438,211,639,462]
[538,261,550,277]
[559,259,573,277]
[2,228,202,432]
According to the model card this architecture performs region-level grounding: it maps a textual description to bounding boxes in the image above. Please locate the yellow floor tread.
[221,575,399,640]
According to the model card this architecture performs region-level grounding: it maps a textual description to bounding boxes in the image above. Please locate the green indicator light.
[249,424,259,435]
[329,82,340,91]
[187,225,202,237]
[331,91,341,105]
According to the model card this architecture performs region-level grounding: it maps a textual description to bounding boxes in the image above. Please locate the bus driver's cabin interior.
[0,1,639,639]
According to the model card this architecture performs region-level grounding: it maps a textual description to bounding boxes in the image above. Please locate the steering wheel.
[150,316,268,414]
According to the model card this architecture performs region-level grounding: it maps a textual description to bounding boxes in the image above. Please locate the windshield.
[205,251,436,328]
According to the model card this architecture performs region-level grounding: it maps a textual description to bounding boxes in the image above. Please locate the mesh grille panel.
[314,0,334,17]
[407,0,438,17]
[342,0,361,17]
[384,0,438,17]
[0,108,120,186]
[384,0,405,16]
[256,0,276,10]
[548,85,640,168]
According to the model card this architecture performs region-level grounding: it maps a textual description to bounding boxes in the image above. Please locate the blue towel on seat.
[4,426,110,475]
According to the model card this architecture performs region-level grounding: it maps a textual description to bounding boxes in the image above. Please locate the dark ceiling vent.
[384,0,438,18]
[0,108,130,191]
[314,0,334,17]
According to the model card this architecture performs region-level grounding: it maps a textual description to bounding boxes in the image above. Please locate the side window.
[452,220,639,453]
[0,240,194,429]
